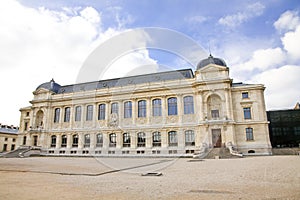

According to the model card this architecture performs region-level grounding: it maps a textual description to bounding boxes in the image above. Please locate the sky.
[0,0,300,125]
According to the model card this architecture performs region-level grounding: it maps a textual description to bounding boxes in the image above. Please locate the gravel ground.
[0,156,299,200]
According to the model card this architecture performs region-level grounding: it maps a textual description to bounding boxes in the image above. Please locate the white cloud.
[274,10,300,33]
[218,2,265,28]
[0,0,156,125]
[185,16,208,24]
[281,25,300,61]
[250,65,300,110]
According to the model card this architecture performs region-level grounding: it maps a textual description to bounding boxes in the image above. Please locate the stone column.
[78,133,84,149]
[162,96,167,124]
[161,130,168,148]
[67,133,72,149]
[90,133,95,149]
[146,131,152,148]
[131,132,136,148]
[56,134,61,149]
[146,98,151,124]
[103,132,109,149]
[177,94,183,123]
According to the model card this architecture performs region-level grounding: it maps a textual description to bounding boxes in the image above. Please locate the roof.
[37,69,194,94]
[0,125,19,135]
[197,54,227,69]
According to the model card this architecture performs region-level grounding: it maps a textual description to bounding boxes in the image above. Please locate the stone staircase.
[1,146,42,158]
[204,147,242,159]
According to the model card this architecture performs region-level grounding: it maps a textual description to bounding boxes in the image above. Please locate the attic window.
[242,92,249,99]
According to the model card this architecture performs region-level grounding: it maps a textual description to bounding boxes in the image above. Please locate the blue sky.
[1,0,300,125]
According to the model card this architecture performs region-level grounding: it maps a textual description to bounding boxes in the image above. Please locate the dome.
[197,54,227,70]
[36,79,61,93]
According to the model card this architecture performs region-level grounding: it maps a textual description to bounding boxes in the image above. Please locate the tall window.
[168,131,177,146]
[75,106,81,121]
[72,134,78,147]
[51,135,56,147]
[86,105,93,121]
[61,135,67,147]
[109,133,116,147]
[243,107,252,119]
[137,132,146,147]
[111,103,118,114]
[96,133,103,147]
[183,96,194,114]
[98,104,106,120]
[168,97,177,115]
[246,128,254,141]
[23,136,27,145]
[152,99,162,116]
[64,107,71,122]
[138,100,146,118]
[24,122,28,131]
[123,133,131,147]
[84,134,90,147]
[54,108,60,123]
[152,132,161,147]
[124,101,132,118]
[185,130,195,146]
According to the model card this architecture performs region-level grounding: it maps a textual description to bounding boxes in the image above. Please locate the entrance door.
[212,129,222,147]
[33,136,38,146]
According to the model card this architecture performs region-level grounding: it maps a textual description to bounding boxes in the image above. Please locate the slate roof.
[37,69,194,94]
[197,54,227,69]
[0,125,19,134]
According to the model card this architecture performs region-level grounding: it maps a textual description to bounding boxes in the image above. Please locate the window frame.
[168,131,178,146]
[246,128,254,141]
[109,133,116,147]
[168,97,178,116]
[64,107,71,122]
[75,106,81,122]
[86,105,93,121]
[243,107,252,119]
[98,104,106,120]
[72,134,79,147]
[138,100,147,118]
[61,135,67,147]
[152,131,161,147]
[137,132,146,147]
[152,99,162,117]
[54,108,60,123]
[51,135,56,148]
[96,133,103,147]
[183,96,194,115]
[123,133,131,147]
[124,101,132,118]
[185,130,195,146]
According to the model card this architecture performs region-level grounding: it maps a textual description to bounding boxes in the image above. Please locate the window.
[72,134,78,147]
[246,128,254,141]
[124,101,132,118]
[86,105,93,121]
[168,131,177,146]
[152,132,161,147]
[137,132,146,147]
[138,100,146,118]
[211,110,219,119]
[96,133,103,147]
[23,136,27,145]
[185,130,195,146]
[123,133,131,147]
[75,106,81,121]
[84,134,90,147]
[242,92,249,99]
[109,133,116,147]
[152,99,162,116]
[61,135,67,147]
[4,138,8,141]
[12,138,16,142]
[111,103,118,114]
[51,135,56,147]
[243,107,252,119]
[98,104,106,120]
[11,144,15,151]
[3,144,7,152]
[54,108,60,123]
[26,112,30,117]
[24,122,28,131]
[168,97,177,115]
[183,96,194,114]
[64,107,71,122]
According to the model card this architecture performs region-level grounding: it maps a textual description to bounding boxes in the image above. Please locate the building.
[267,104,300,148]
[0,124,18,153]
[17,55,272,156]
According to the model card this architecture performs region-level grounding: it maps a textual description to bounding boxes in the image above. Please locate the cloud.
[218,2,265,28]
[274,10,300,33]
[250,65,300,109]
[281,25,300,61]
[185,15,208,24]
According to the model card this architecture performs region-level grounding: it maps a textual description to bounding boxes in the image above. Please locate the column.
[177,94,183,123]
[132,99,136,125]
[162,96,167,124]
[78,133,84,149]
[130,132,136,148]
[146,98,151,124]
[90,133,95,149]
[146,131,152,148]
[161,130,168,148]
[67,133,72,149]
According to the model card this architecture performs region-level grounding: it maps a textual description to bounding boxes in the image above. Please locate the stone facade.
[0,124,18,152]
[17,56,272,156]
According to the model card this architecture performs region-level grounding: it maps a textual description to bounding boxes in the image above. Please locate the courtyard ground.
[0,156,299,199]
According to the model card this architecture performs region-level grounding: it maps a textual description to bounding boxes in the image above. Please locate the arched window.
[138,100,146,118]
[84,134,90,147]
[183,96,194,114]
[98,104,106,120]
[123,133,131,147]
[124,101,132,118]
[86,105,93,121]
[51,135,56,147]
[111,103,118,114]
[152,132,161,147]
[75,106,81,121]
[168,131,177,146]
[109,133,116,147]
[61,135,67,147]
[72,134,79,147]
[54,108,60,123]
[185,130,195,146]
[137,132,146,147]
[152,99,162,116]
[64,107,71,122]
[246,128,254,141]
[96,133,103,147]
[168,97,177,115]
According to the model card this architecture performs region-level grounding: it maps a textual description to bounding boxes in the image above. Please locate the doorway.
[33,135,38,146]
[212,129,222,148]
